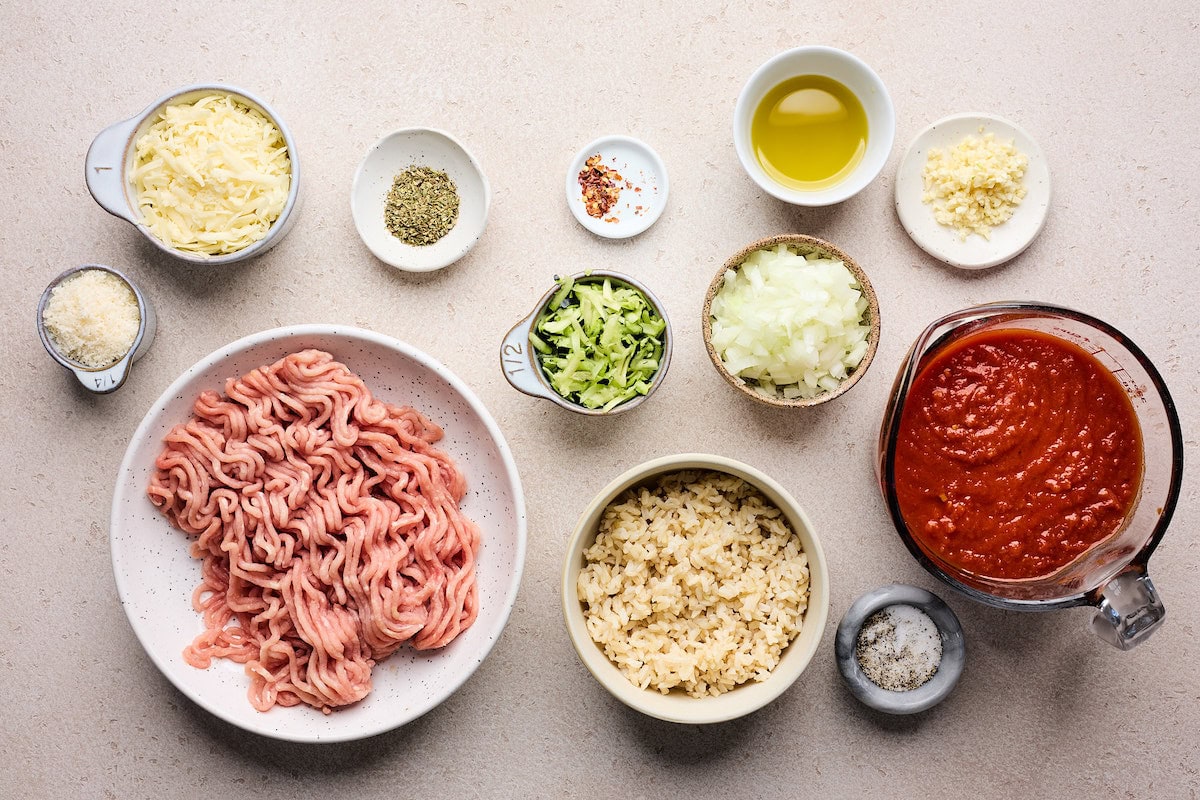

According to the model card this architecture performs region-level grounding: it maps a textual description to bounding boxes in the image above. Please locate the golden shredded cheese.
[43,270,140,368]
[921,130,1028,241]
[132,94,291,255]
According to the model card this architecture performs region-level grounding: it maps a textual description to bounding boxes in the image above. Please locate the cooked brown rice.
[577,470,810,697]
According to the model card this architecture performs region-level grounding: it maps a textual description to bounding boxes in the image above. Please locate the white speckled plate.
[566,135,669,239]
[895,113,1051,269]
[110,325,526,742]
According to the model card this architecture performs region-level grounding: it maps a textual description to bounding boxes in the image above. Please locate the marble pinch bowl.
[562,453,830,724]
[835,584,965,715]
[351,127,490,272]
[701,234,881,409]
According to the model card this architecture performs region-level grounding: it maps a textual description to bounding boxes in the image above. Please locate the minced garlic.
[922,129,1028,241]
[42,269,140,368]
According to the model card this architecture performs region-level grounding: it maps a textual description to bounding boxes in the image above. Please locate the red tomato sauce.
[893,329,1142,580]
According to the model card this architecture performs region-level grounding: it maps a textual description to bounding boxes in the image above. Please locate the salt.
[855,604,942,692]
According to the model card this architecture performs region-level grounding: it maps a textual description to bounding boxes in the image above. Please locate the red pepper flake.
[578,154,623,219]
[603,215,619,224]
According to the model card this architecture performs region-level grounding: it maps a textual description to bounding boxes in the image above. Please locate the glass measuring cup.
[877,302,1183,649]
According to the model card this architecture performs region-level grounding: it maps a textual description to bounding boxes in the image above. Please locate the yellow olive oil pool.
[751,75,868,191]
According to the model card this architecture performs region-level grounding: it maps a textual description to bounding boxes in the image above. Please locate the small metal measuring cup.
[37,264,157,394]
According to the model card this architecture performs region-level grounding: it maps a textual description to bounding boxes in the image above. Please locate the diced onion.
[709,245,871,399]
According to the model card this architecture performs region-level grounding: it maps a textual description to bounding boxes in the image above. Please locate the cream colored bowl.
[561,454,829,724]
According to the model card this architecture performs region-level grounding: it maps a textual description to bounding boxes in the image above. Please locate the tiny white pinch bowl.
[895,112,1051,270]
[565,135,669,239]
[111,325,526,742]
[561,454,830,724]
[351,128,490,271]
[733,46,895,206]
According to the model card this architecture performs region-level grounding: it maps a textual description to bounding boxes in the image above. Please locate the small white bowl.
[351,128,490,271]
[565,135,668,239]
[562,454,830,724]
[894,112,1051,269]
[733,46,895,206]
[85,83,302,265]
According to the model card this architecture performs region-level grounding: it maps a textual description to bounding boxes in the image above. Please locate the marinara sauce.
[893,328,1142,581]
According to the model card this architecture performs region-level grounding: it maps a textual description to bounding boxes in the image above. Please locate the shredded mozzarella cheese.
[42,270,140,368]
[131,94,291,255]
[921,130,1028,241]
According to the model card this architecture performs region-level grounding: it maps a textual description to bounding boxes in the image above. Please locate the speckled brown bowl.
[702,234,881,408]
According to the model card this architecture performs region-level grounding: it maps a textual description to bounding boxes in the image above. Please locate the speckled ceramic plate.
[110,324,526,742]
[895,113,1051,269]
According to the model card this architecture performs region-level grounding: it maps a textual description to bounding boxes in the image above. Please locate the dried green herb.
[384,165,460,246]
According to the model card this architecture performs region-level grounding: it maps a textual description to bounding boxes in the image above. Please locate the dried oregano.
[384,165,460,246]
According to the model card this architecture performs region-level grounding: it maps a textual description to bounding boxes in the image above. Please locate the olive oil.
[751,74,868,191]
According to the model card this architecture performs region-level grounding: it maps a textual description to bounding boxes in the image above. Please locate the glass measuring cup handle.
[1089,567,1165,650]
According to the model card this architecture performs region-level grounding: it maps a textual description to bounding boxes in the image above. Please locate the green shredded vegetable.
[532,275,666,411]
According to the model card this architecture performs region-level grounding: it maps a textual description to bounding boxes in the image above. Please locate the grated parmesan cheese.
[42,270,140,368]
[131,93,291,255]
[921,129,1028,241]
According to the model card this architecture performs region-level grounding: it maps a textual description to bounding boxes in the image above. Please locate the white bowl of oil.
[733,46,895,206]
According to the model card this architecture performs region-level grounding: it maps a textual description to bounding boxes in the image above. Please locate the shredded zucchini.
[533,276,666,411]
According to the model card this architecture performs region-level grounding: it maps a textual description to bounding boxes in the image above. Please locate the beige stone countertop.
[2,1,1197,797]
